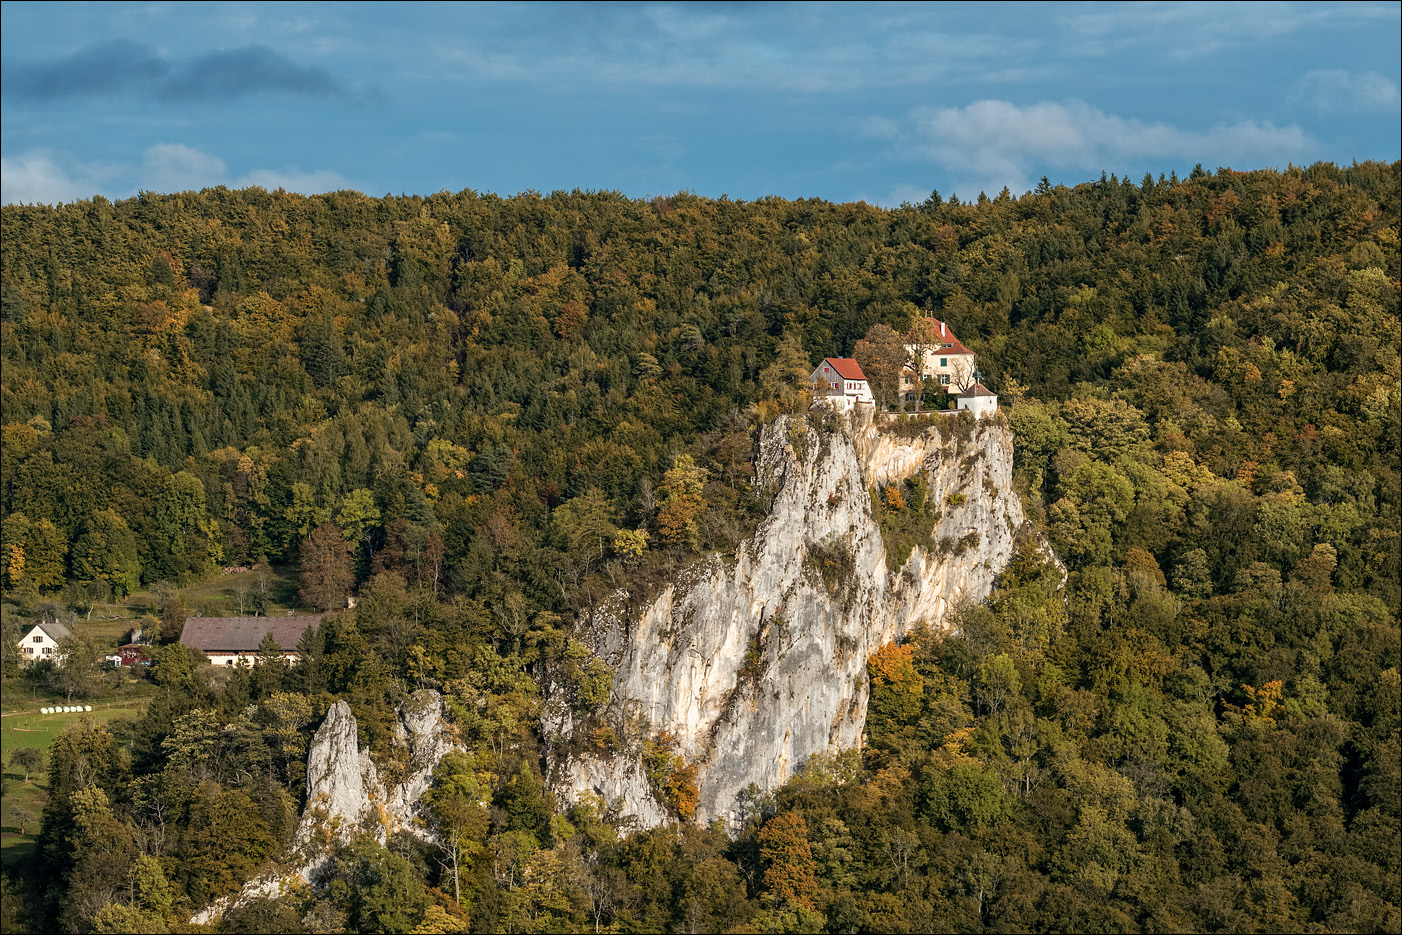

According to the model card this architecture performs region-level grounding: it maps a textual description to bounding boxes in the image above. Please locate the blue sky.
[2,1,1398,206]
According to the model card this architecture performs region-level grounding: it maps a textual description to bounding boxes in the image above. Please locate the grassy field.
[0,696,152,871]
[0,563,303,872]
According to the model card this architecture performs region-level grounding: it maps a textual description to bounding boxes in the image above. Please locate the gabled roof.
[958,382,996,397]
[180,616,321,653]
[31,622,71,641]
[921,318,974,356]
[821,358,867,381]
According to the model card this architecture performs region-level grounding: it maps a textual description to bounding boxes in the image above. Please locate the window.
[42,647,52,655]
[33,635,42,642]
[23,647,32,654]
[940,358,948,367]
[939,375,950,385]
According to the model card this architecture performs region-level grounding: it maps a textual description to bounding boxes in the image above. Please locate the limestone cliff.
[191,690,458,925]
[547,405,1036,827]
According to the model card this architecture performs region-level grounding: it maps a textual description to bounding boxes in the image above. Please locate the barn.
[179,616,322,666]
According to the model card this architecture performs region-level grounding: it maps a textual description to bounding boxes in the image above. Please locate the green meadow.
[1,696,150,870]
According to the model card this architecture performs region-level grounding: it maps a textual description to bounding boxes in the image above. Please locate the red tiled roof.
[922,318,974,356]
[823,358,867,381]
[180,616,321,653]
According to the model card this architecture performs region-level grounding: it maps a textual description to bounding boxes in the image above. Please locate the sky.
[2,1,1398,207]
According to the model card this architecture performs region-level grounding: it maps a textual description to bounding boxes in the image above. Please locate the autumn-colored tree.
[22,517,66,589]
[868,642,924,728]
[299,521,353,611]
[657,455,707,551]
[758,810,819,910]
[642,731,699,822]
[853,323,908,410]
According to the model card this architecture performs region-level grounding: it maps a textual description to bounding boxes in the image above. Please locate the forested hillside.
[1,162,1398,933]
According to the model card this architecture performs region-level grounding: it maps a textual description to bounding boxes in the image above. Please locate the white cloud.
[1290,69,1400,114]
[892,98,1317,195]
[140,143,228,192]
[0,150,120,204]
[2,143,354,204]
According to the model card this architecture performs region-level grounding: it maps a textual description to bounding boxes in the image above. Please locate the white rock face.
[298,691,457,851]
[296,699,375,846]
[192,690,459,925]
[549,406,1036,827]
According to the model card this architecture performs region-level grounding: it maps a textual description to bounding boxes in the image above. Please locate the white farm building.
[16,621,69,664]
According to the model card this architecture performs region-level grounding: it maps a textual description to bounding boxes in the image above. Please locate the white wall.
[957,394,998,418]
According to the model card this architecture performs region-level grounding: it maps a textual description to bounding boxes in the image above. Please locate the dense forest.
[0,161,1398,933]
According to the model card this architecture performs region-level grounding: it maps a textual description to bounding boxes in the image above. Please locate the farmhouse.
[811,357,874,404]
[906,317,977,391]
[179,615,321,667]
[16,621,69,664]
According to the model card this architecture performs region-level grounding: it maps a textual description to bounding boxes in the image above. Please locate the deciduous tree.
[299,521,353,611]
[853,324,908,410]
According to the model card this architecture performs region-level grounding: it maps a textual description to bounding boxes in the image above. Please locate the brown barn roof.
[180,616,321,653]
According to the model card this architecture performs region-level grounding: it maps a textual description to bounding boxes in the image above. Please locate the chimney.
[940,320,947,337]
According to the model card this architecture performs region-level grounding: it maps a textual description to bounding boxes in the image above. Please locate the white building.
[811,357,874,404]
[905,317,977,393]
[17,621,70,664]
[956,382,999,418]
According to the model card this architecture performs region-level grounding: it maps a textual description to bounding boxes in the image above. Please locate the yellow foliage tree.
[657,455,707,550]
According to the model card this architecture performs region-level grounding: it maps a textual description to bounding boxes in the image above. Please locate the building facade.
[956,382,999,418]
[17,621,69,663]
[906,317,977,391]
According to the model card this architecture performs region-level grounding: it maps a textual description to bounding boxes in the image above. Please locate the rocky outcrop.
[191,690,458,925]
[298,691,456,851]
[548,405,1038,827]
